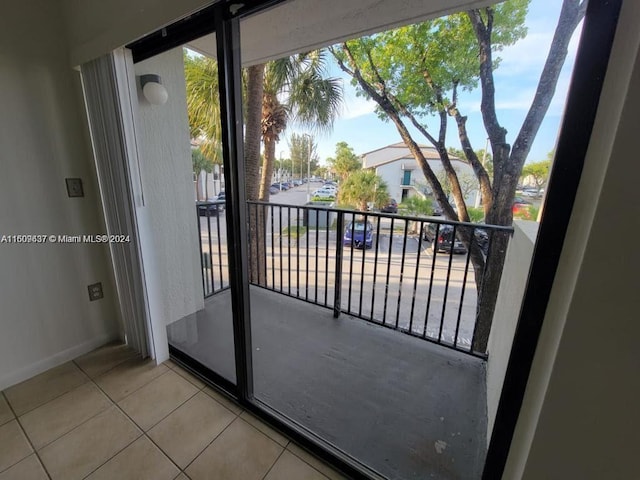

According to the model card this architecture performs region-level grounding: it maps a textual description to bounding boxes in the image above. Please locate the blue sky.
[284,0,583,166]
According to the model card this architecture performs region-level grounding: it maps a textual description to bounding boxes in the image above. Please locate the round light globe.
[143,81,168,105]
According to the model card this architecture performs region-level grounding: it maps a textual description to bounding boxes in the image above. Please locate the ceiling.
[187,0,494,64]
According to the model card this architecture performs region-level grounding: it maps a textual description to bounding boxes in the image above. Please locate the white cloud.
[497,32,555,77]
[341,88,377,119]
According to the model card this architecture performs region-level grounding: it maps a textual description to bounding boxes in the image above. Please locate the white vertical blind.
[80,50,150,357]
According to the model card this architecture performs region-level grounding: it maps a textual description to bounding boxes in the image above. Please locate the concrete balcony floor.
[168,287,487,480]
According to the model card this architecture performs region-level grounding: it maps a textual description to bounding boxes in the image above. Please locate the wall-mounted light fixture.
[140,74,168,105]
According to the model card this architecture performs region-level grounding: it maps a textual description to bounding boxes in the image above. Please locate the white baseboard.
[0,332,121,391]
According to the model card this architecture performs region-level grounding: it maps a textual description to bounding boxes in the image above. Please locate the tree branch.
[510,0,585,171]
[331,43,458,221]
[467,8,509,187]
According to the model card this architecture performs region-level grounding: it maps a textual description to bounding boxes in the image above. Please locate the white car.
[313,188,337,198]
[521,189,538,197]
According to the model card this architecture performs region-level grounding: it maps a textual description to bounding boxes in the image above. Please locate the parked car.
[422,223,466,254]
[381,198,398,213]
[313,189,336,199]
[422,223,489,255]
[344,220,374,249]
[196,201,219,216]
[269,186,279,195]
[521,189,538,197]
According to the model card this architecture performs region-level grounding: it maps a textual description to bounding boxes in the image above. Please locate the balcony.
[169,201,513,479]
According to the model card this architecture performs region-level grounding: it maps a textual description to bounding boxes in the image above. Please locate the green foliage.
[264,51,343,135]
[312,195,336,202]
[191,148,214,175]
[337,170,388,211]
[326,141,361,180]
[400,196,433,216]
[184,51,223,164]
[288,133,319,178]
[521,160,550,188]
[467,207,485,223]
[333,1,528,121]
[281,226,307,239]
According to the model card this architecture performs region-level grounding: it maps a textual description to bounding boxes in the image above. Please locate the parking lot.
[199,183,479,349]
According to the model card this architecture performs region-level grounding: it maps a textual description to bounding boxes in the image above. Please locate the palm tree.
[192,148,214,200]
[337,170,389,211]
[257,51,343,201]
[184,52,223,164]
[244,52,342,284]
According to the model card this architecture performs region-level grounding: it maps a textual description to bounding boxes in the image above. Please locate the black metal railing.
[243,201,513,357]
[196,201,229,297]
[195,200,512,356]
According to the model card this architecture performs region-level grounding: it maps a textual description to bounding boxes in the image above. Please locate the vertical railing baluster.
[369,216,382,322]
[196,207,206,296]
[279,205,283,293]
[270,204,275,290]
[347,212,356,314]
[423,223,441,338]
[325,209,330,306]
[215,205,224,289]
[296,207,300,298]
[287,206,291,296]
[455,226,474,350]
[333,210,344,318]
[315,207,320,303]
[358,213,369,317]
[409,221,425,333]
[438,225,457,344]
[206,208,215,293]
[263,203,268,289]
[394,219,410,329]
[305,206,310,301]
[253,204,259,285]
[382,217,395,325]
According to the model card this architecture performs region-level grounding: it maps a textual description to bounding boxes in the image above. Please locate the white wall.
[0,0,120,389]
[375,158,478,205]
[132,48,204,335]
[486,221,538,440]
[505,0,640,477]
[63,0,213,66]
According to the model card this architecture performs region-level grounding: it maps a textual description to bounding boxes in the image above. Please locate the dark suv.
[422,223,489,254]
[381,198,398,213]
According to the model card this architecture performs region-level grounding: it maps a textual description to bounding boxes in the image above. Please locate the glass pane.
[133,34,237,385]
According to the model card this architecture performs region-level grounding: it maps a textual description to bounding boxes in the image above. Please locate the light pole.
[303,134,312,202]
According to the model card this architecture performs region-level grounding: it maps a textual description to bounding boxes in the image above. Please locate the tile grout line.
[5,363,92,418]
[85,370,190,478]
[259,445,287,480]
[76,377,151,479]
[1,391,52,480]
[83,358,171,405]
[72,350,140,382]
[179,407,243,474]
[286,445,340,480]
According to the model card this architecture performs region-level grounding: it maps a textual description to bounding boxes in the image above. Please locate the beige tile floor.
[0,342,346,480]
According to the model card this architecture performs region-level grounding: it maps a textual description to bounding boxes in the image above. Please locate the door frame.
[124,1,623,478]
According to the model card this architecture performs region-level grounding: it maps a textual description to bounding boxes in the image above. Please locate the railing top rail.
[246,200,514,234]
[197,200,226,206]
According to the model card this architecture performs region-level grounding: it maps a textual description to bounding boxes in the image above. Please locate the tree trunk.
[196,171,203,201]
[245,64,267,285]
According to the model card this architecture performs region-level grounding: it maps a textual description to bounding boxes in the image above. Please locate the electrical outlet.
[66,178,84,197]
[88,282,104,301]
